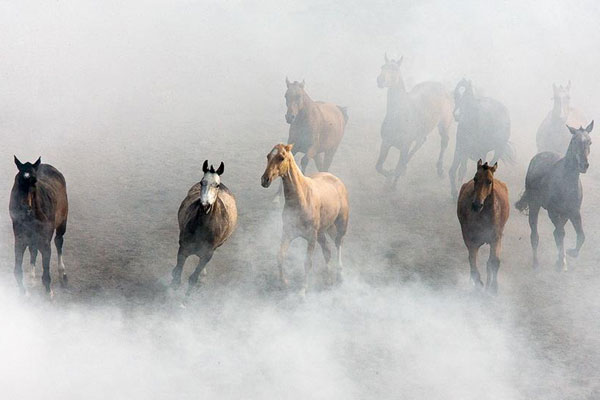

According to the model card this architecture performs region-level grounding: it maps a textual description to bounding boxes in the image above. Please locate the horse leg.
[548,210,568,271]
[528,202,541,268]
[317,232,333,285]
[187,248,214,295]
[55,222,67,286]
[171,245,190,288]
[457,158,467,186]
[567,212,585,258]
[277,235,291,287]
[301,147,319,174]
[40,240,53,297]
[314,153,325,172]
[28,244,38,279]
[437,122,450,177]
[486,240,501,294]
[448,148,462,200]
[375,141,393,177]
[468,244,483,288]
[392,144,410,187]
[406,134,427,163]
[300,234,317,298]
[321,148,337,172]
[14,238,27,294]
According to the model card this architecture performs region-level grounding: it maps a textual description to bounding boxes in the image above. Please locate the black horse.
[9,156,68,296]
[516,121,594,270]
[449,79,514,198]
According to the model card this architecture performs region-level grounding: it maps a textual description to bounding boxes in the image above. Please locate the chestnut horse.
[10,156,68,296]
[457,160,509,293]
[171,161,237,294]
[375,54,453,186]
[516,121,593,270]
[261,144,349,296]
[536,82,587,154]
[285,78,348,173]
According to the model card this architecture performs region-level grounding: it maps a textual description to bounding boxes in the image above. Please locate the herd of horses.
[8,54,595,298]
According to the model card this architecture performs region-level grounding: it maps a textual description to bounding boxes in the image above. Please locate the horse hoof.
[566,248,579,258]
[48,289,54,300]
[60,274,68,287]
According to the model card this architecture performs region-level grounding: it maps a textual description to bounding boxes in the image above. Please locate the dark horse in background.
[284,78,348,173]
[171,161,237,295]
[10,156,68,296]
[536,81,587,154]
[516,121,593,271]
[449,79,514,199]
[375,54,454,187]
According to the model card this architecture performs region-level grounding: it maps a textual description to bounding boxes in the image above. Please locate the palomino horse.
[536,82,587,154]
[516,121,593,270]
[457,160,509,293]
[10,156,68,296]
[261,144,349,296]
[375,54,453,186]
[449,79,513,199]
[171,161,237,294]
[285,78,348,173]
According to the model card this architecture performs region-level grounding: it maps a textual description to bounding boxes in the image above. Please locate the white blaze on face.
[270,148,279,157]
[200,172,221,209]
[23,172,30,179]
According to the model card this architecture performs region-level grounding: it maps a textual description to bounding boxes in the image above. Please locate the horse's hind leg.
[486,240,502,294]
[330,215,348,284]
[317,232,333,285]
[171,245,190,288]
[300,234,317,298]
[28,245,38,279]
[321,148,337,172]
[528,202,541,268]
[437,122,450,177]
[392,144,411,187]
[548,210,568,271]
[376,141,393,177]
[55,222,67,285]
[567,212,585,258]
[187,249,214,295]
[14,238,27,294]
[468,244,483,288]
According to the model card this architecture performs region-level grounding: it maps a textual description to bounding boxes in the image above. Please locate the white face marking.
[23,172,30,178]
[271,148,279,156]
[200,172,220,208]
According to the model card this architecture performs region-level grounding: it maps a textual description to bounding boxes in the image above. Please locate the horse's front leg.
[375,141,393,177]
[40,240,53,297]
[171,245,189,288]
[448,148,462,200]
[392,143,410,187]
[300,233,317,298]
[548,210,568,271]
[187,248,214,296]
[567,212,585,258]
[13,236,27,294]
[468,244,483,288]
[277,234,291,287]
[486,239,502,294]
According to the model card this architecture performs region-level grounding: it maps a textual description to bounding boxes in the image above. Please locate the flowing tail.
[337,106,349,124]
[501,141,516,165]
[515,188,529,213]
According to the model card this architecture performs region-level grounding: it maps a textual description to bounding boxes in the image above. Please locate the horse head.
[453,78,474,122]
[285,78,307,124]
[377,53,404,89]
[13,156,41,216]
[200,160,225,213]
[261,144,294,188]
[552,81,571,120]
[471,159,497,212]
[567,121,594,173]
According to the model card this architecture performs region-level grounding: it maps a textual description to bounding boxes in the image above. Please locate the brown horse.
[10,156,68,296]
[457,160,509,293]
[261,144,349,296]
[171,161,237,295]
[536,82,587,154]
[285,78,348,173]
[376,54,453,186]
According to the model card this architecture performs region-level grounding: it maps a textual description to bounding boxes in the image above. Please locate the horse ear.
[14,155,23,171]
[397,55,403,66]
[477,159,483,168]
[300,80,305,89]
[286,77,290,88]
[567,125,578,135]
[216,162,224,175]
[586,120,594,133]
[284,144,294,152]
[33,157,41,169]
[490,162,498,173]
[202,160,209,173]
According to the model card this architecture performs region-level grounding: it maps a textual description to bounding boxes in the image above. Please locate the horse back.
[289,102,346,153]
[525,152,562,190]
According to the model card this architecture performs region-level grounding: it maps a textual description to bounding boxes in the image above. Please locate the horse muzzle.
[285,113,295,124]
[580,162,590,173]
[261,175,271,188]
[471,201,484,212]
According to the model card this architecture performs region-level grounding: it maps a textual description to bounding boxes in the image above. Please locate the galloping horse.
[516,121,593,270]
[261,144,349,296]
[285,78,348,173]
[536,82,587,154]
[457,160,509,293]
[10,156,68,296]
[171,161,237,294]
[375,54,453,186]
[449,79,513,199]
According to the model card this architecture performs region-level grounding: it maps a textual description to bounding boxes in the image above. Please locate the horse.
[375,54,453,186]
[457,160,509,293]
[449,79,514,199]
[536,82,587,154]
[515,121,594,271]
[261,143,349,296]
[284,78,348,173]
[9,156,68,296]
[171,161,237,295]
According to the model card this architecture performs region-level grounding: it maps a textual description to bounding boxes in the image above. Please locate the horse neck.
[563,143,581,177]
[551,98,564,120]
[386,84,408,111]
[282,159,308,208]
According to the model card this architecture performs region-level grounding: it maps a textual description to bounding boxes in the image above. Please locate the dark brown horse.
[516,121,593,270]
[457,160,509,293]
[261,144,349,297]
[10,156,68,296]
[171,161,237,294]
[285,78,348,173]
[375,54,454,186]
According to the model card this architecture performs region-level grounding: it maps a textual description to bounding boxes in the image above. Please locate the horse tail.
[501,141,516,165]
[337,106,349,125]
[515,189,529,213]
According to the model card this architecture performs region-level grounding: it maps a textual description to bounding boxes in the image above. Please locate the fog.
[1,0,600,399]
